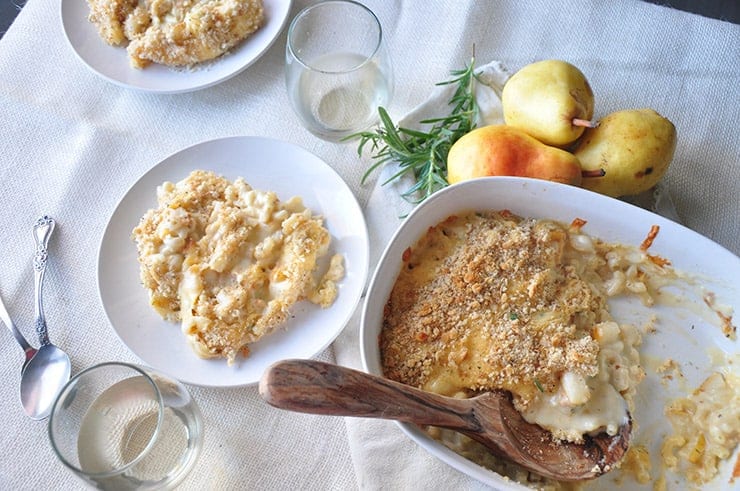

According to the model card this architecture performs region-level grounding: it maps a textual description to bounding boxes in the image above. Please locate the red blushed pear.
[447,125,586,186]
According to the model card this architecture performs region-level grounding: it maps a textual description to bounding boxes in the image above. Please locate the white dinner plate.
[98,136,369,387]
[61,0,292,94]
[361,177,739,490]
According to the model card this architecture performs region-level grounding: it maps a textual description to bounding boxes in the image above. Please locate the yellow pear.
[447,125,583,186]
[502,60,595,147]
[573,109,677,197]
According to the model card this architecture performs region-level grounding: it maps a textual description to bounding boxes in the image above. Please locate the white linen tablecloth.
[0,0,738,489]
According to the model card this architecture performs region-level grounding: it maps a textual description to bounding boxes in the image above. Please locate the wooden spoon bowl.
[259,359,631,482]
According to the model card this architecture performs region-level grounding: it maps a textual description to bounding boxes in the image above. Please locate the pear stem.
[581,168,606,178]
[572,118,599,128]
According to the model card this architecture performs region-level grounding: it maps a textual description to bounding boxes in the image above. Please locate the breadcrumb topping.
[382,212,600,405]
[381,211,643,443]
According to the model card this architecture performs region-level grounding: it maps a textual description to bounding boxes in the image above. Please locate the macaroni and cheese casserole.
[381,211,644,444]
[379,209,738,488]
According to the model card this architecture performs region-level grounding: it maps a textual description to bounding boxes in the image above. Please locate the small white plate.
[361,177,739,490]
[61,0,292,93]
[98,136,369,387]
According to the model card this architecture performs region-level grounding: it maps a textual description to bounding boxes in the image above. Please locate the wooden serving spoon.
[259,359,631,482]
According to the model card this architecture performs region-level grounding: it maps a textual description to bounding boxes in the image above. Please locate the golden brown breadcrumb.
[381,212,602,408]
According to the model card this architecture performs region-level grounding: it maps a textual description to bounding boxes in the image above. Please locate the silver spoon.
[19,216,71,420]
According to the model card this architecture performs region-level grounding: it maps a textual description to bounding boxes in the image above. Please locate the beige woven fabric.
[0,0,737,490]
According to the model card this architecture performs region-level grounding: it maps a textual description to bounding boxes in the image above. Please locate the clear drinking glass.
[285,0,394,141]
[48,362,203,490]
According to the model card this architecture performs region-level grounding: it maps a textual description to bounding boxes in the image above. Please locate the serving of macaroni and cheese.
[87,0,265,68]
[132,170,343,364]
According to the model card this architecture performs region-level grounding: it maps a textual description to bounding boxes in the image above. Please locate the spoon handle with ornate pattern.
[32,215,55,347]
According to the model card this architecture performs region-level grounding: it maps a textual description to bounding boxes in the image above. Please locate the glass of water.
[285,0,393,142]
[48,362,203,490]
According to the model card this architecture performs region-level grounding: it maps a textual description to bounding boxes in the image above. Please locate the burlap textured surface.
[0,0,737,489]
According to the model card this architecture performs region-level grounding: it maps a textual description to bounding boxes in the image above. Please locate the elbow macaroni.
[662,372,739,485]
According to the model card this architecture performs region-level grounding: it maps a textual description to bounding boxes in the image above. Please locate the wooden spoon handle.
[259,359,479,432]
[259,359,632,481]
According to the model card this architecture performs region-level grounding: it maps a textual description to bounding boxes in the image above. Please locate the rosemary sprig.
[351,58,479,203]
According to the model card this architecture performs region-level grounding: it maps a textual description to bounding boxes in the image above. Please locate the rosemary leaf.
[349,57,479,202]
[534,379,545,393]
